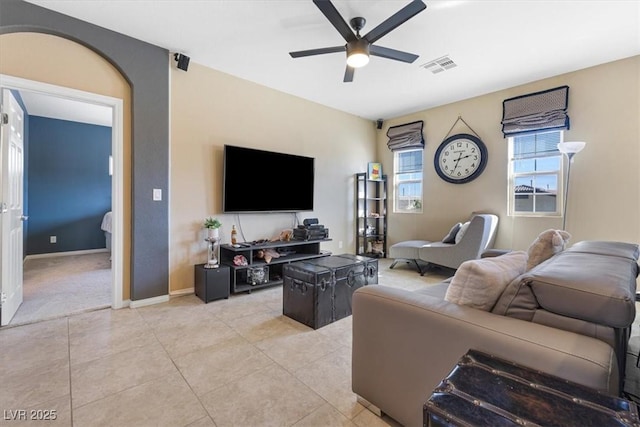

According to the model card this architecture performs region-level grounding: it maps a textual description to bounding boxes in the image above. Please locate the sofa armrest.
[352,285,618,427]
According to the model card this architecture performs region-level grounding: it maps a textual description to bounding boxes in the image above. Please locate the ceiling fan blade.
[313,0,357,43]
[370,45,419,63]
[363,0,426,44]
[289,45,345,58]
[343,66,354,83]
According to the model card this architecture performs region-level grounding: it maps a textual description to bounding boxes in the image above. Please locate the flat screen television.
[223,145,315,213]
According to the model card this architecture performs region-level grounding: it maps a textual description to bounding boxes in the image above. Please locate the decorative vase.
[207,227,219,240]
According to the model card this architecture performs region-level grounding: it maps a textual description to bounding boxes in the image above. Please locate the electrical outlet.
[50,236,57,244]
[339,241,343,249]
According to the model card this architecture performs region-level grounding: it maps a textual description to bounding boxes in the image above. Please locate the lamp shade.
[347,53,369,68]
[346,39,370,68]
[557,141,586,155]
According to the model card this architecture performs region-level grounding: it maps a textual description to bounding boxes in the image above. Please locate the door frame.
[0,74,125,309]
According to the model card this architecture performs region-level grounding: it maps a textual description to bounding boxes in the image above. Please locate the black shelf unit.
[220,239,331,294]
[356,173,387,258]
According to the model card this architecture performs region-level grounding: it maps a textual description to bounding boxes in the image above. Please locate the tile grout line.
[136,306,216,427]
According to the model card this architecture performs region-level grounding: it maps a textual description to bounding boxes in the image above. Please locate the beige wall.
[380,56,640,251]
[0,33,133,299]
[7,33,635,296]
[169,63,376,292]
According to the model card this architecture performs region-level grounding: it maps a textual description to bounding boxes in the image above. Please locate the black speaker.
[376,119,384,130]
[174,53,190,71]
[303,218,319,226]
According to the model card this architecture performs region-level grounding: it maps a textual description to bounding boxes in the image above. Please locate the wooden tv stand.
[220,239,331,294]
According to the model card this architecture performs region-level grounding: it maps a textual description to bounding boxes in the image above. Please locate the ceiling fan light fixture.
[346,40,370,68]
[347,52,369,68]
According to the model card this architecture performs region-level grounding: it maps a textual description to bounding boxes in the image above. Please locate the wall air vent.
[420,55,457,74]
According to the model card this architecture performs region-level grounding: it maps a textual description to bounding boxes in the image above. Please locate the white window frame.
[508,130,564,217]
[393,148,423,214]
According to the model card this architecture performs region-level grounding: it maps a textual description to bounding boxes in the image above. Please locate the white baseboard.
[25,248,109,261]
[129,295,170,309]
[170,287,194,297]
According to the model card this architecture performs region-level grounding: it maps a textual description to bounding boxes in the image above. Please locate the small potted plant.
[204,217,222,239]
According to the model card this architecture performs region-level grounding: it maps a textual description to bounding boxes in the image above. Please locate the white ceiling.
[19,91,112,127]
[21,0,640,122]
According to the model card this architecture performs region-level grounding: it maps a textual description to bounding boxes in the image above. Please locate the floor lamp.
[557,141,586,230]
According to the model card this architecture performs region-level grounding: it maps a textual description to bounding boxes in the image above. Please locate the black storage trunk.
[424,350,640,427]
[334,254,379,285]
[282,254,377,329]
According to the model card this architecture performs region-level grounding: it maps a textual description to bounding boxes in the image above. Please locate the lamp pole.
[561,153,574,231]
[557,141,586,231]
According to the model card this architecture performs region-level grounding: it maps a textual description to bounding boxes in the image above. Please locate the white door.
[0,89,25,326]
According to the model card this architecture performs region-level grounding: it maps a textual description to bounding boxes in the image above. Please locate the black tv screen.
[223,145,315,213]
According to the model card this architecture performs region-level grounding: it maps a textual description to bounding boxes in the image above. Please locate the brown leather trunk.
[424,350,639,427]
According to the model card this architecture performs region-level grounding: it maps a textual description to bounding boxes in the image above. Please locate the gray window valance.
[501,86,569,137]
[386,120,425,151]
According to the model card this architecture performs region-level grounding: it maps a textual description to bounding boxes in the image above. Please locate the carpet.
[9,252,112,326]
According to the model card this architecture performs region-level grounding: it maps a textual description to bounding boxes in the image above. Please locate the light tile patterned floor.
[0,259,449,427]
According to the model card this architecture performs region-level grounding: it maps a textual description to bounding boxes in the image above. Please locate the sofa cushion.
[442,223,462,244]
[444,251,528,311]
[491,275,538,320]
[524,250,637,328]
[568,240,640,263]
[454,221,471,244]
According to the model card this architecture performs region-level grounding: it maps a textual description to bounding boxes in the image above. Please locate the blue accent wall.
[27,116,111,255]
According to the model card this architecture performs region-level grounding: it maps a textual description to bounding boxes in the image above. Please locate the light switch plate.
[153,188,162,201]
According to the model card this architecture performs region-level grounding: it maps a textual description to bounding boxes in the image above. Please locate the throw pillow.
[444,251,528,311]
[454,221,471,244]
[442,222,462,244]
[526,229,571,271]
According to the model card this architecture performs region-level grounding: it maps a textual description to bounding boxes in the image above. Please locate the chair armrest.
[352,285,618,427]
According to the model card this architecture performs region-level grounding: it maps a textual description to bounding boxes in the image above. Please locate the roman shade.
[501,86,569,137]
[386,120,424,151]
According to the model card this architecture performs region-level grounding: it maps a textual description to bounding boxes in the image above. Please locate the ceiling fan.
[289,0,427,82]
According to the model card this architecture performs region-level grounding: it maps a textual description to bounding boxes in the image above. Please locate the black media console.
[220,239,331,294]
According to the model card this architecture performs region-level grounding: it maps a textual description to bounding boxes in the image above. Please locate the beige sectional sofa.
[352,241,639,427]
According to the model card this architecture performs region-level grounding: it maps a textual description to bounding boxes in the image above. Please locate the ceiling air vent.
[420,55,457,74]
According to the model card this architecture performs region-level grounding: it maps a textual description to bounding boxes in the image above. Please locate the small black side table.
[194,264,230,303]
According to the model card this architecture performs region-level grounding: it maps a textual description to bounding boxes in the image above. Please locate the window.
[508,130,563,216]
[394,148,423,213]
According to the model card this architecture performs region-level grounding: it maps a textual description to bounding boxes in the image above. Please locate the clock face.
[434,134,488,184]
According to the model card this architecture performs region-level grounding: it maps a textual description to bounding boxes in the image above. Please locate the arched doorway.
[0,32,128,324]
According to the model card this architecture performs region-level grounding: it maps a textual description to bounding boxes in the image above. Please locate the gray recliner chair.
[389,214,499,274]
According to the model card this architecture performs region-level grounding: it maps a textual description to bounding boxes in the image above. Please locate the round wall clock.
[434,133,488,184]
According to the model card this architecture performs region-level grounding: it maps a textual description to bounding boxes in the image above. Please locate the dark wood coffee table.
[424,350,640,427]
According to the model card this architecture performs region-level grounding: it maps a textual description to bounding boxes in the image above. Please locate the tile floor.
[0,259,449,427]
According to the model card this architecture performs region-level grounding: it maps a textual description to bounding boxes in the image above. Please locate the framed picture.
[368,162,382,181]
